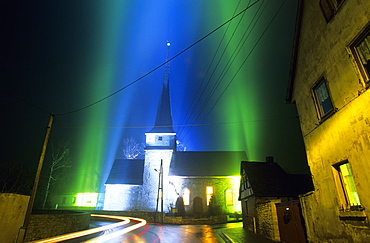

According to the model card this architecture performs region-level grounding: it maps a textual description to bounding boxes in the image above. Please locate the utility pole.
[160,159,164,223]
[17,114,54,243]
[155,159,163,223]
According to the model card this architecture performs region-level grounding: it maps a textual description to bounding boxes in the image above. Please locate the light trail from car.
[29,214,146,243]
[84,217,147,243]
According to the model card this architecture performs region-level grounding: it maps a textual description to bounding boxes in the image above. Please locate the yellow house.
[286,0,370,242]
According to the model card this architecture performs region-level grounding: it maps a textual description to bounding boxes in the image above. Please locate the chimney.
[266,156,274,163]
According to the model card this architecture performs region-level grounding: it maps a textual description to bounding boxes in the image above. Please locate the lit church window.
[226,189,233,206]
[183,188,190,206]
[206,186,213,206]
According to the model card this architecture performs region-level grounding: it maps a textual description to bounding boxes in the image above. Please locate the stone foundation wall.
[25,210,91,242]
[93,210,229,224]
[255,199,281,242]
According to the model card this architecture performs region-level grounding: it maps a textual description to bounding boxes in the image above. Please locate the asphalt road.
[88,219,273,243]
[53,218,274,243]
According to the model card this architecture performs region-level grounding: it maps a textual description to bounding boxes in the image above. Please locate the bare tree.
[176,140,186,151]
[42,141,72,209]
[119,138,144,159]
[0,162,33,195]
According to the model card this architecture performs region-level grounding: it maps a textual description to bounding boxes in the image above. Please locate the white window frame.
[312,77,335,120]
[332,160,362,211]
[348,23,370,88]
[319,0,345,22]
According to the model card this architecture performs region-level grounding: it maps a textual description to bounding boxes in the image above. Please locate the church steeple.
[149,42,174,133]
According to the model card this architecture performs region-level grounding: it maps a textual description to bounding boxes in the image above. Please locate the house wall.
[292,0,370,242]
[241,196,256,232]
[255,199,281,242]
[241,196,287,242]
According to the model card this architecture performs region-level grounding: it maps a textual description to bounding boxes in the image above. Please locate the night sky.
[1,0,309,193]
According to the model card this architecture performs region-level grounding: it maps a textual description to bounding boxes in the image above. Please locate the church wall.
[145,133,176,147]
[142,149,174,212]
[103,185,142,211]
[168,176,241,217]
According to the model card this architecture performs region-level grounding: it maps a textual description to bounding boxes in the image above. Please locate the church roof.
[170,151,247,176]
[105,159,144,185]
[149,43,174,133]
[148,80,174,133]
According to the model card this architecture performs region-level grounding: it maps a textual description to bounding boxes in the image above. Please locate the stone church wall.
[168,176,241,217]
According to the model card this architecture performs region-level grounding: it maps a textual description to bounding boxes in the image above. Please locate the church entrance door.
[193,197,203,218]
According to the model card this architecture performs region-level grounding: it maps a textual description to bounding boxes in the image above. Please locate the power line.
[55,116,298,129]
[55,0,262,116]
[181,0,287,146]
[179,0,268,143]
[0,89,52,115]
[176,0,245,137]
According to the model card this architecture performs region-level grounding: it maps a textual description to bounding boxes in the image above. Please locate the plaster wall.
[143,149,174,212]
[103,185,142,211]
[0,193,29,243]
[291,0,370,241]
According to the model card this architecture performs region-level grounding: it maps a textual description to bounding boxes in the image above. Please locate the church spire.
[149,42,174,133]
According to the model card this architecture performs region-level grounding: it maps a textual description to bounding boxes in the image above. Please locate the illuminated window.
[313,78,334,119]
[206,186,213,206]
[183,188,190,206]
[332,161,362,211]
[319,0,345,22]
[76,193,98,207]
[349,24,370,87]
[225,189,233,206]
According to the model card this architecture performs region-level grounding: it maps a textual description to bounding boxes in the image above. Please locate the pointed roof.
[149,42,174,133]
[239,158,314,199]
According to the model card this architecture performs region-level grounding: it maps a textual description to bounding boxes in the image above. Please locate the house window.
[158,136,163,141]
[226,189,233,206]
[332,161,362,211]
[206,186,213,206]
[349,24,370,87]
[319,0,345,22]
[313,78,334,119]
[183,188,190,206]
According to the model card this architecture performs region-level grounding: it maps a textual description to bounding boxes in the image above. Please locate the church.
[103,44,247,217]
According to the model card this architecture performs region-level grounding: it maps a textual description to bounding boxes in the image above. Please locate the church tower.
[142,42,176,212]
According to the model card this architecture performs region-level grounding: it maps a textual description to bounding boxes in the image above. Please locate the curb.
[221,231,235,243]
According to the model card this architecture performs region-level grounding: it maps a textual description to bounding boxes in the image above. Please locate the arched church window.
[183,188,190,206]
[206,186,213,206]
[226,189,233,206]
